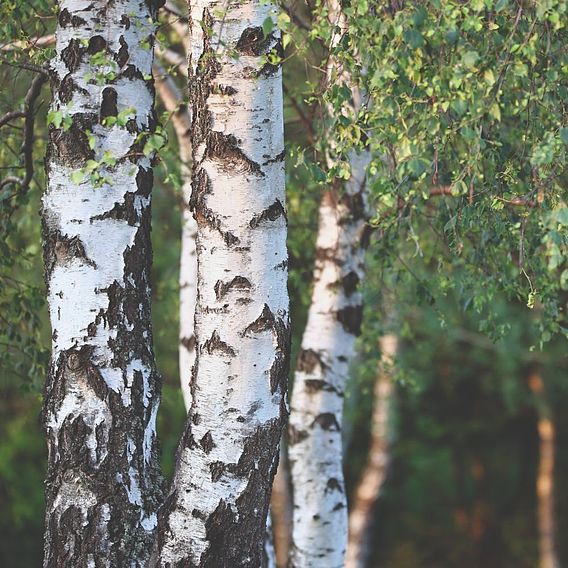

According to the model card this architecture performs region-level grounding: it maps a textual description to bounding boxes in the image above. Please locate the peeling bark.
[288,1,372,564]
[151,1,289,566]
[346,335,397,568]
[42,1,163,566]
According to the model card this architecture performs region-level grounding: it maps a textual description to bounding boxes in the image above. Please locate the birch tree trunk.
[346,334,397,568]
[41,1,163,565]
[288,169,369,567]
[154,64,196,411]
[151,1,290,565]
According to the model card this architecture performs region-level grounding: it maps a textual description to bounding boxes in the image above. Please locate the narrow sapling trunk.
[528,370,559,568]
[154,64,196,410]
[346,334,397,568]
[288,2,371,565]
[152,0,290,566]
[42,1,163,565]
[288,174,369,568]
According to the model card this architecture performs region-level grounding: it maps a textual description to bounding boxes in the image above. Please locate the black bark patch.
[121,64,145,81]
[203,330,236,357]
[249,199,286,228]
[262,149,285,166]
[297,349,326,374]
[214,276,252,300]
[313,412,341,431]
[58,9,86,27]
[50,120,95,168]
[326,478,343,493]
[90,192,141,226]
[211,83,238,96]
[181,335,196,352]
[342,271,360,296]
[50,232,96,270]
[120,14,131,29]
[243,304,275,335]
[116,36,130,67]
[235,26,272,56]
[200,431,215,454]
[100,87,118,120]
[304,379,341,395]
[207,131,264,177]
[58,75,88,105]
[210,461,225,482]
[61,38,85,72]
[87,35,107,55]
[336,305,363,335]
[288,424,309,445]
[136,166,153,197]
[269,317,290,395]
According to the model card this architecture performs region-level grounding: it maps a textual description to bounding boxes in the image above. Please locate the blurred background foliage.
[0,0,567,566]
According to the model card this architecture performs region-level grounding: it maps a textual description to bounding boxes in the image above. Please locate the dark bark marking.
[342,271,360,296]
[61,38,85,73]
[87,35,107,55]
[211,84,237,96]
[249,199,286,229]
[207,131,264,177]
[235,27,272,56]
[326,478,343,493]
[297,349,327,374]
[120,14,131,29]
[203,330,236,357]
[288,424,309,445]
[181,335,196,352]
[200,431,215,454]
[100,87,118,121]
[58,9,86,28]
[313,412,340,431]
[262,149,285,166]
[116,36,130,67]
[50,117,95,168]
[243,304,275,335]
[336,305,363,335]
[214,276,252,300]
[304,379,342,396]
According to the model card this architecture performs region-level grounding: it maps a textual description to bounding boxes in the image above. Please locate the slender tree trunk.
[528,370,559,568]
[42,1,163,566]
[154,64,196,411]
[271,445,293,568]
[346,334,397,568]
[288,165,369,567]
[151,1,290,566]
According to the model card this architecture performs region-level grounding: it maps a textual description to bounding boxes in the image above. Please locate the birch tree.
[41,1,163,565]
[150,0,290,565]
[287,3,371,565]
[346,334,396,568]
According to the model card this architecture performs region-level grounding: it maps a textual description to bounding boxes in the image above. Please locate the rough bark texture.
[151,1,289,566]
[346,335,397,568]
[154,64,196,411]
[42,1,163,566]
[528,370,559,568]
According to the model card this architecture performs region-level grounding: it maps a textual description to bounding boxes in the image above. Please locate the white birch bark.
[288,1,372,565]
[346,334,397,568]
[154,64,197,411]
[42,1,163,566]
[151,1,289,566]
